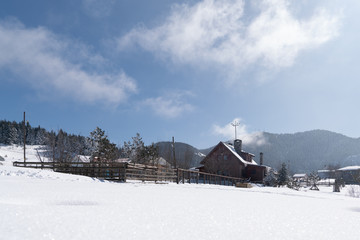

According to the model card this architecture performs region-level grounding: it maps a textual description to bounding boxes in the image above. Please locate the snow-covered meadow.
[1,145,360,240]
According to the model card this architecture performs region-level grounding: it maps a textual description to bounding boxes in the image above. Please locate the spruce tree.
[277,163,289,186]
[89,127,118,162]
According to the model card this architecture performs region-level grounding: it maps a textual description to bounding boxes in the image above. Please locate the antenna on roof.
[231,120,240,140]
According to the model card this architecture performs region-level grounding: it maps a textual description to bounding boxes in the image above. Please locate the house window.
[224,155,228,160]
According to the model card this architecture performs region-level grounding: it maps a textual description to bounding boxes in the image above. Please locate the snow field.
[1,145,360,240]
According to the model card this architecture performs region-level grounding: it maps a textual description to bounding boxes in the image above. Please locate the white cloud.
[117,0,340,81]
[212,118,266,146]
[0,19,137,105]
[142,91,194,119]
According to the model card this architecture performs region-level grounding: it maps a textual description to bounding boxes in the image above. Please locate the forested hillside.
[0,120,48,145]
[0,120,100,161]
[238,130,360,173]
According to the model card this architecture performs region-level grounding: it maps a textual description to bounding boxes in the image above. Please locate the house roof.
[222,142,259,167]
[293,173,307,178]
[115,158,131,163]
[318,169,335,173]
[337,166,360,171]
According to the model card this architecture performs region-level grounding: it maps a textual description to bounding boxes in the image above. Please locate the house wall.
[201,143,245,178]
[245,165,266,182]
[335,170,360,184]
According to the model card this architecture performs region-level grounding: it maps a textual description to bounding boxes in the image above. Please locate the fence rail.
[13,161,246,186]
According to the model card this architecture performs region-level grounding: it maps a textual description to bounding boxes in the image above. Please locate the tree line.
[0,120,159,164]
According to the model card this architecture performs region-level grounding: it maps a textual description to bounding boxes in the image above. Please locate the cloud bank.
[117,0,340,80]
[212,118,266,146]
[0,19,137,105]
[142,91,194,118]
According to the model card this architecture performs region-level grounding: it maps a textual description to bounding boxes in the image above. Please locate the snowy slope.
[1,145,360,240]
[0,144,49,166]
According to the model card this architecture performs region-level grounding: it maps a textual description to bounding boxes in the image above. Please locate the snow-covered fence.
[125,163,176,182]
[13,161,127,181]
[13,161,174,182]
[176,168,245,186]
[13,161,246,186]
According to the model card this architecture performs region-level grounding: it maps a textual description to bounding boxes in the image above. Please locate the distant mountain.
[157,130,360,174]
[155,141,205,169]
[243,130,360,174]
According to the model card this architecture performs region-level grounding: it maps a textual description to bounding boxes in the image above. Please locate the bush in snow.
[347,185,360,198]
[264,169,277,186]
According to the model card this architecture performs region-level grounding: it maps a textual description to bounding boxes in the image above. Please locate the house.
[198,139,266,182]
[293,173,308,182]
[335,166,360,184]
[293,173,308,186]
[317,166,360,184]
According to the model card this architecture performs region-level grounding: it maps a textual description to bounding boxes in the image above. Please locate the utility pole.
[231,120,240,140]
[23,111,26,162]
[172,136,177,168]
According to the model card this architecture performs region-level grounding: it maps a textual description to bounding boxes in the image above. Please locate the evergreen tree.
[34,127,47,145]
[46,131,56,162]
[9,124,18,144]
[277,163,289,186]
[89,127,118,162]
[123,134,160,165]
[123,133,145,163]
[0,122,10,144]
[139,142,159,165]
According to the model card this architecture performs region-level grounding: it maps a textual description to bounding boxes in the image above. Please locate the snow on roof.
[318,169,335,173]
[115,158,131,163]
[222,142,259,166]
[337,166,360,171]
[293,173,307,178]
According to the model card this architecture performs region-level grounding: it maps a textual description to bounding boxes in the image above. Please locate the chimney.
[234,139,242,155]
[260,152,263,166]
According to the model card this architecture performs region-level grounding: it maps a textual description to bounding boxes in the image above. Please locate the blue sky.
[0,0,359,149]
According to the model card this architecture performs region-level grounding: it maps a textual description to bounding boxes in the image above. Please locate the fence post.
[196,173,199,184]
[124,163,127,182]
[182,170,185,184]
[176,168,180,184]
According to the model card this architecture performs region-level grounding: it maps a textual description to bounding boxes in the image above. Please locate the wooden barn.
[198,139,266,182]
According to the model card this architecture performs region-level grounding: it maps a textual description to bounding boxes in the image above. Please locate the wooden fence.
[12,161,245,186]
[176,168,244,186]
